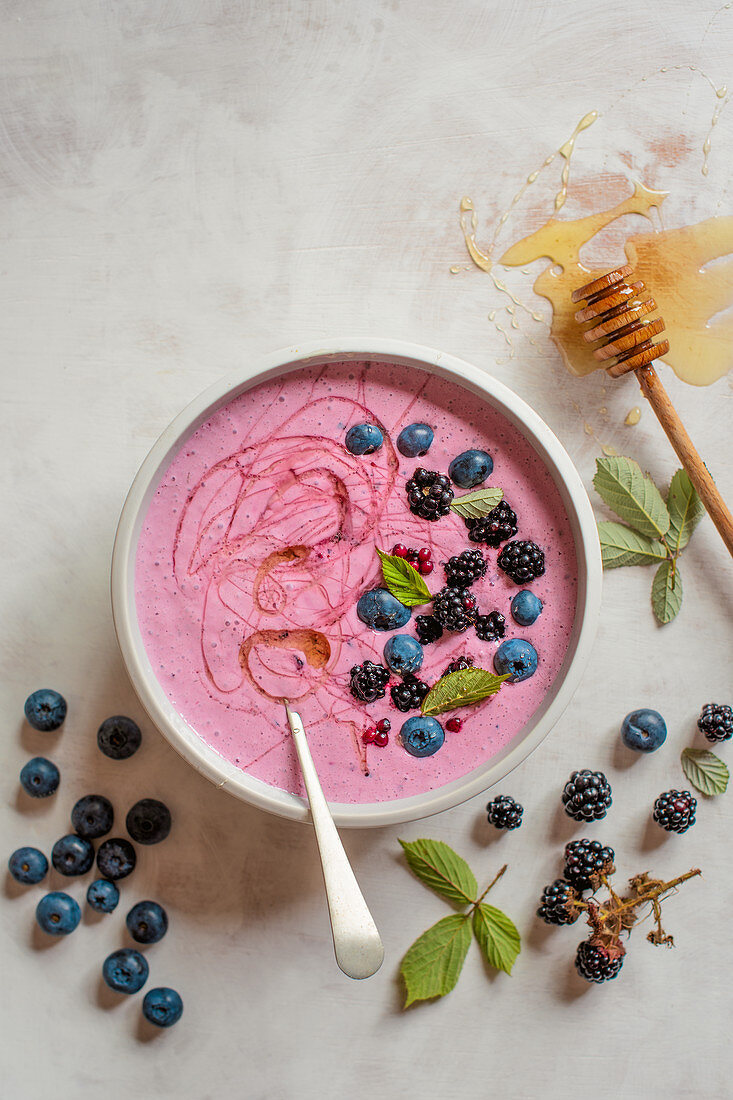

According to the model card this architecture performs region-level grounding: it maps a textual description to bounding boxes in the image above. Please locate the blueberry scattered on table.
[399,716,445,758]
[36,892,81,936]
[19,757,60,798]
[24,689,67,732]
[383,634,424,676]
[510,589,543,626]
[396,423,433,458]
[486,795,524,830]
[142,987,183,1028]
[448,449,493,489]
[652,790,697,834]
[497,540,545,584]
[493,638,538,682]
[102,948,149,994]
[697,703,733,743]
[126,799,172,846]
[126,900,168,944]
[562,769,612,822]
[87,879,120,914]
[51,834,95,877]
[620,709,667,753]
[71,794,114,839]
[97,837,137,880]
[97,715,142,760]
[356,588,411,631]
[8,846,48,885]
[345,423,383,455]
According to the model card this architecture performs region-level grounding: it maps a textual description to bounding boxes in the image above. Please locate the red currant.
[445,717,462,733]
[374,731,389,747]
[376,718,391,733]
[419,561,434,575]
[392,544,408,558]
[362,727,377,744]
[418,547,432,562]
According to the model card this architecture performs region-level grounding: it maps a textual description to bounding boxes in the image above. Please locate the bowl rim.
[111,338,602,828]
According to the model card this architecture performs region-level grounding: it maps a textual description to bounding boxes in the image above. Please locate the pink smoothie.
[135,360,577,803]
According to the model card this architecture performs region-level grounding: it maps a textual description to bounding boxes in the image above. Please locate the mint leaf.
[421,667,508,717]
[400,914,472,1007]
[651,559,683,623]
[681,748,729,796]
[593,456,670,539]
[449,486,504,521]
[472,903,521,975]
[376,548,432,607]
[399,838,477,906]
[667,469,704,554]
[597,521,668,569]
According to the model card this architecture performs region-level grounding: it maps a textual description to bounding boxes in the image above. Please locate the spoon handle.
[286,705,384,980]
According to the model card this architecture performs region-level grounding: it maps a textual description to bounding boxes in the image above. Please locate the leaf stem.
[472,864,508,909]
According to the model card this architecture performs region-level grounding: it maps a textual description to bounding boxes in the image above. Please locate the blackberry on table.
[486,794,523,830]
[415,614,443,645]
[652,790,697,834]
[575,940,625,983]
[441,655,474,678]
[562,769,612,822]
[475,611,506,641]
[390,674,430,713]
[563,838,615,892]
[443,549,487,588]
[405,468,454,521]
[432,586,478,633]
[697,703,733,743]
[497,540,545,584]
[465,500,518,547]
[349,661,390,704]
[537,879,580,926]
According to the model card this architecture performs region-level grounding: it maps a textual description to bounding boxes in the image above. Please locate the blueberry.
[510,590,543,626]
[102,948,149,994]
[70,793,114,840]
[383,634,424,676]
[97,715,142,760]
[24,689,67,732]
[345,423,383,455]
[87,879,120,913]
[621,709,667,753]
[356,588,411,632]
[19,757,60,798]
[36,891,81,935]
[399,716,445,758]
[96,838,136,881]
[126,900,168,944]
[493,638,538,682]
[126,799,172,845]
[396,423,434,458]
[51,834,95,877]
[8,846,48,885]
[448,449,494,489]
[142,987,184,1028]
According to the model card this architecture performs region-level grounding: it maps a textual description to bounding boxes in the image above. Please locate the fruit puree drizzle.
[136,360,578,803]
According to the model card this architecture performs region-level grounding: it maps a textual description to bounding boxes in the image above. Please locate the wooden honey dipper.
[572,265,733,558]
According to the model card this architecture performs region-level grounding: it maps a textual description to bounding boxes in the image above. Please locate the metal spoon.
[284,702,384,979]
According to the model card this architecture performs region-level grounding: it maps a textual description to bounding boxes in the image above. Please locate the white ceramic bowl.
[111,339,602,827]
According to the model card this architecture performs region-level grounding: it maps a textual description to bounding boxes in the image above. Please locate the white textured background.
[1,2,732,1098]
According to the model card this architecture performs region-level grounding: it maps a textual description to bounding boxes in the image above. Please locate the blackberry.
[574,940,625,983]
[475,611,506,641]
[563,839,615,892]
[432,586,478,633]
[349,661,390,704]
[465,500,518,547]
[405,468,454,521]
[441,655,474,678]
[562,769,612,822]
[652,789,697,834]
[697,703,733,743]
[390,674,430,713]
[486,794,523,830]
[415,614,443,645]
[497,540,545,584]
[443,549,487,588]
[537,879,580,926]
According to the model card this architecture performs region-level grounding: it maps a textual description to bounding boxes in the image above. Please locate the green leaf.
[376,548,432,607]
[651,559,683,623]
[400,914,472,1007]
[449,486,504,521]
[681,748,729,797]
[421,667,508,717]
[593,456,670,539]
[399,838,477,906]
[472,903,521,975]
[597,521,668,569]
[667,469,704,554]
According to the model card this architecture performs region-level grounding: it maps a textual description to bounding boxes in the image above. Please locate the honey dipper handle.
[636,365,733,558]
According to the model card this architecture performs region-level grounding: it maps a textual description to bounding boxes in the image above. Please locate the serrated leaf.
[667,469,705,554]
[399,838,477,906]
[651,559,683,623]
[421,667,508,717]
[593,456,670,539]
[401,914,472,1007]
[681,748,729,796]
[597,521,668,569]
[376,548,432,607]
[449,486,504,521]
[472,903,521,975]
